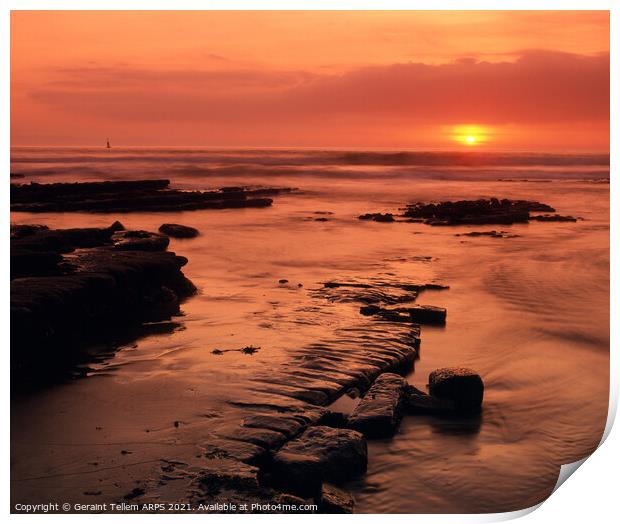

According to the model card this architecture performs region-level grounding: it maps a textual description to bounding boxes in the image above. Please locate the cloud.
[19,50,609,134]
[286,50,609,124]
[41,65,315,92]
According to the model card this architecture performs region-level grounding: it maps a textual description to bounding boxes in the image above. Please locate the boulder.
[112,230,170,251]
[319,484,355,513]
[347,373,407,437]
[428,367,484,413]
[270,426,367,496]
[159,223,200,238]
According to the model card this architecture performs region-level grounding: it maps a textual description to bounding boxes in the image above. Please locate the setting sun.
[452,125,489,146]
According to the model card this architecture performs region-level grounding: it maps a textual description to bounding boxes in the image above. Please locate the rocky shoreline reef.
[11,179,294,212]
[359,198,578,225]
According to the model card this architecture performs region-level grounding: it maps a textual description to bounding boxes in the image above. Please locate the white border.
[0,1,616,9]
[2,1,615,522]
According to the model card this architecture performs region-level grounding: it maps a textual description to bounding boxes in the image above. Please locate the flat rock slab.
[225,427,289,451]
[429,367,484,413]
[197,459,260,493]
[319,279,448,306]
[270,426,367,496]
[347,373,407,437]
[242,414,306,439]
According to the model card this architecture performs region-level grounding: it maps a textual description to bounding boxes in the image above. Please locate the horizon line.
[9,144,611,156]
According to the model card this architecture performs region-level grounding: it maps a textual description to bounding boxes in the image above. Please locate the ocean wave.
[11,147,609,168]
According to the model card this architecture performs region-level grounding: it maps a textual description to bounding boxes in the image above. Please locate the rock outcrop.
[402,198,554,225]
[359,198,576,227]
[10,223,195,378]
[347,373,407,437]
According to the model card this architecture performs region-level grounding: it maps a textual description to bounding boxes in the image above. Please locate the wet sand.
[10,149,609,513]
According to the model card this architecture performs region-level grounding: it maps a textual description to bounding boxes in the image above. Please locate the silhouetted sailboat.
[106,138,111,149]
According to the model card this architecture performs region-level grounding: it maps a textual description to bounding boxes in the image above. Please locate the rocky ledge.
[172,276,482,512]
[10,180,294,213]
[359,198,578,226]
[10,222,196,378]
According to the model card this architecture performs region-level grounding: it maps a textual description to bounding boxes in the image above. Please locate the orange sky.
[10,11,610,151]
